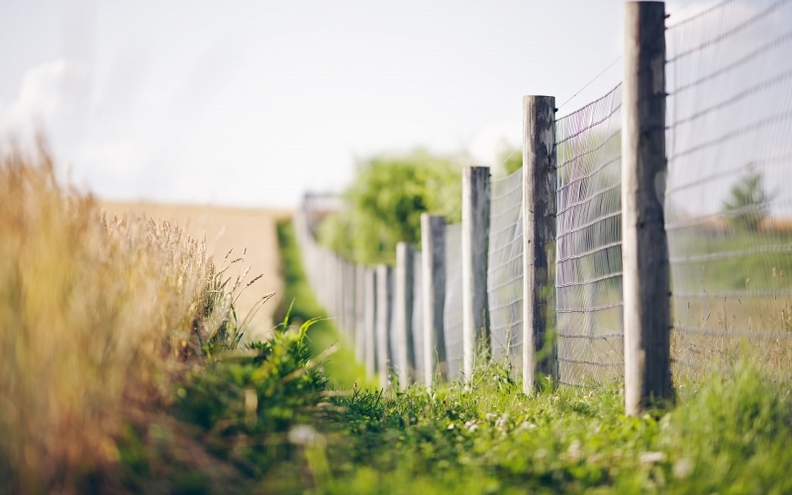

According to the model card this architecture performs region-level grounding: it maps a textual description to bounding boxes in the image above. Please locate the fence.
[294,0,792,413]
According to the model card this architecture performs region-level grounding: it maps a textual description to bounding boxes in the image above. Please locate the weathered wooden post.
[364,267,377,378]
[332,253,341,322]
[462,166,491,382]
[376,264,393,389]
[346,260,356,340]
[522,95,557,394]
[421,214,447,387]
[337,257,346,334]
[355,264,367,363]
[622,1,672,415]
[394,243,416,388]
[411,250,424,382]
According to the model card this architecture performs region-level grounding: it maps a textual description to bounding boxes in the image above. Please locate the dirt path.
[102,201,291,342]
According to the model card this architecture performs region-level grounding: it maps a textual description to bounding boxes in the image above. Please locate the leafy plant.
[723,170,771,232]
[497,146,522,176]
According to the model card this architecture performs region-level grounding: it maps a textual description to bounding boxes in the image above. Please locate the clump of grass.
[311,359,792,494]
[0,146,226,493]
[273,219,368,389]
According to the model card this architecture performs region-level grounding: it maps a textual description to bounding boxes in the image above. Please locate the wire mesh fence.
[292,0,792,395]
[444,223,464,380]
[487,167,524,370]
[666,0,792,381]
[554,84,624,387]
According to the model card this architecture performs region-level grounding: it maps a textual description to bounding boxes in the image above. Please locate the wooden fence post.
[355,264,366,363]
[462,166,491,383]
[622,0,672,415]
[346,260,356,340]
[522,95,557,394]
[421,214,447,387]
[364,267,377,378]
[376,264,393,389]
[394,243,416,388]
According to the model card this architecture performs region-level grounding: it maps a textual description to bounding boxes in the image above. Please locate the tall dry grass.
[0,147,225,493]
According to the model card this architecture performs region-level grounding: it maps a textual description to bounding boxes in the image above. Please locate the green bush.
[318,149,465,265]
[722,170,770,232]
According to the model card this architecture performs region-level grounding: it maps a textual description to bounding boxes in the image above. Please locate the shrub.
[317,149,465,265]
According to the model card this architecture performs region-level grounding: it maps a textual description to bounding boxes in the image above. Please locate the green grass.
[269,217,792,495]
[307,364,792,494]
[273,219,369,389]
[100,218,792,494]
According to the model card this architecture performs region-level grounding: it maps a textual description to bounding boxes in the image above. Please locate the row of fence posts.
[298,1,669,415]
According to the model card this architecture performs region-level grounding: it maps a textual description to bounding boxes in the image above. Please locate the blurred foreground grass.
[0,148,328,494]
[0,147,215,493]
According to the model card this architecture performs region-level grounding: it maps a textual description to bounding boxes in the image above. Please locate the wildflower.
[567,440,583,462]
[640,451,667,466]
[673,458,694,479]
[289,424,318,446]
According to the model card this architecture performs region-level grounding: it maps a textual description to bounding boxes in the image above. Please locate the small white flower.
[288,424,317,446]
[672,458,694,479]
[640,451,667,466]
[464,420,479,432]
[567,440,583,462]
[447,423,455,430]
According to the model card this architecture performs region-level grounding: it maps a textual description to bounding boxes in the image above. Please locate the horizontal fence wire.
[444,223,464,380]
[555,83,624,387]
[666,0,792,381]
[487,167,524,372]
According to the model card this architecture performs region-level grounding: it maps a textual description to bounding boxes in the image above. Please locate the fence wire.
[444,223,464,380]
[487,167,524,370]
[554,84,624,387]
[666,0,792,381]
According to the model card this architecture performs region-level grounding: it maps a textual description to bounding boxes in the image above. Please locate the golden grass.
[100,202,291,342]
[0,147,223,493]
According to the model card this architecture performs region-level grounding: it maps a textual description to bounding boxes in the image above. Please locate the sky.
[0,0,697,208]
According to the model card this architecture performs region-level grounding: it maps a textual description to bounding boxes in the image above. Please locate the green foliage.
[318,149,465,265]
[274,219,369,389]
[175,320,327,477]
[114,318,328,494]
[723,170,770,232]
[498,146,523,176]
[311,363,792,494]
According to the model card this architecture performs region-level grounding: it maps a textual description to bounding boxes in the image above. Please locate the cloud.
[0,58,91,146]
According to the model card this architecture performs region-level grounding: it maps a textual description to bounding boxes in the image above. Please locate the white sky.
[0,0,696,207]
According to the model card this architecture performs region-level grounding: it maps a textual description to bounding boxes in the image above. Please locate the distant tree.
[722,170,770,232]
[317,149,464,265]
[497,146,522,176]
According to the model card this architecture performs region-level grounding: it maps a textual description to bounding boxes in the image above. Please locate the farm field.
[101,202,291,341]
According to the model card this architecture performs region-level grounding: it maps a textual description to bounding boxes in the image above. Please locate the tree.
[722,170,770,232]
[317,149,465,265]
[498,146,522,176]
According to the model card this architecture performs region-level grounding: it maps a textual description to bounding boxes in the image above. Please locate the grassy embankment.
[275,217,792,495]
